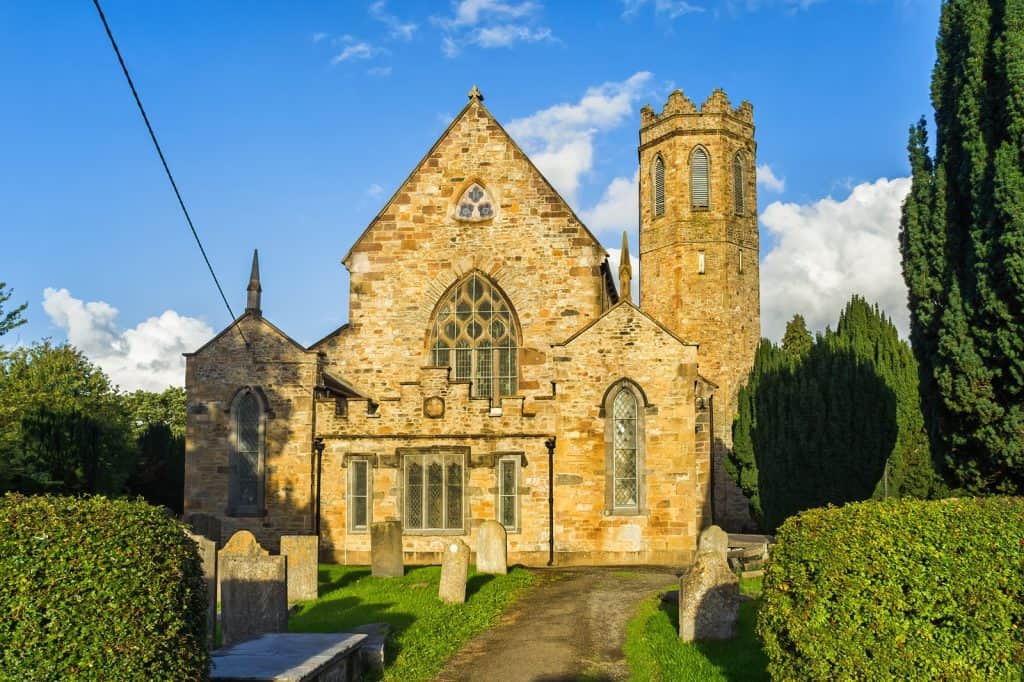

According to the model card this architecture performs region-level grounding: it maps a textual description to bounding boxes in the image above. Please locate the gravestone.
[185,513,222,546]
[438,539,470,604]
[186,531,217,649]
[476,520,508,575]
[220,554,288,647]
[679,525,739,642]
[280,535,319,602]
[217,530,269,604]
[370,521,403,578]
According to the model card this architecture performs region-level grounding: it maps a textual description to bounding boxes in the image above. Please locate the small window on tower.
[653,155,665,218]
[739,250,744,274]
[691,147,710,210]
[733,152,745,215]
[698,251,706,275]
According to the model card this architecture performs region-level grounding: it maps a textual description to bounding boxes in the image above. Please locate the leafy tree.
[0,342,135,495]
[0,282,27,337]
[900,1,1024,494]
[729,297,943,530]
[122,387,186,513]
[781,314,813,358]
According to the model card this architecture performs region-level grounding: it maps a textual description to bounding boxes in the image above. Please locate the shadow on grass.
[317,567,370,597]
[658,590,769,681]
[466,572,495,599]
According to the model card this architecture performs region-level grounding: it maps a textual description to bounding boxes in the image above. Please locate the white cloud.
[470,24,553,47]
[369,1,418,40]
[42,288,213,392]
[606,247,641,302]
[368,66,393,77]
[621,0,705,19]
[759,177,911,342]
[331,42,375,63]
[312,32,329,44]
[581,170,639,235]
[757,163,786,193]
[505,71,652,203]
[434,0,552,56]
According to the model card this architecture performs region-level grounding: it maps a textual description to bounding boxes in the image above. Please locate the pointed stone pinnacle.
[468,85,484,102]
[246,249,262,315]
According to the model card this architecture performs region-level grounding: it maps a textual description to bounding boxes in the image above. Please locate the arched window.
[428,272,519,399]
[652,154,666,218]
[229,388,265,517]
[733,152,745,215]
[691,146,710,210]
[455,182,496,221]
[603,380,646,514]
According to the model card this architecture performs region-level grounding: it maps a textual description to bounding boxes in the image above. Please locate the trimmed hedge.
[0,494,209,681]
[758,497,1024,681]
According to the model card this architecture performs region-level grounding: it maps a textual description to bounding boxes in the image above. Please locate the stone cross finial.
[468,85,484,102]
[619,231,633,304]
[246,249,262,316]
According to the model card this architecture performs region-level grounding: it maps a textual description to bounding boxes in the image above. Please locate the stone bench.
[211,633,366,682]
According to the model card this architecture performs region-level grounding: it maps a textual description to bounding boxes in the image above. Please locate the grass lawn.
[288,564,535,681]
[623,576,769,682]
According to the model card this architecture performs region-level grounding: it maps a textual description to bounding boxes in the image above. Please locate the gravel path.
[434,567,678,682]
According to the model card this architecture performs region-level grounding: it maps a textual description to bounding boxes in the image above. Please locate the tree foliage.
[900,0,1024,494]
[122,387,186,513]
[0,281,27,338]
[729,297,944,530]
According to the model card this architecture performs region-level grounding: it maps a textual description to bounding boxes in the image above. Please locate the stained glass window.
[498,458,518,530]
[230,390,263,516]
[612,389,638,510]
[429,273,518,398]
[349,459,370,531]
[455,183,496,221]
[404,452,464,531]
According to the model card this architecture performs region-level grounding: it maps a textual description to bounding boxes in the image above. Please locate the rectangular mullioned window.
[404,452,464,532]
[498,457,518,531]
[348,459,371,532]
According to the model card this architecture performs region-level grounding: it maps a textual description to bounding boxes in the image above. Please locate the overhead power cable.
[92,0,249,348]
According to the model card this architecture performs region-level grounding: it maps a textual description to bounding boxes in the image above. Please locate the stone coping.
[211,632,366,681]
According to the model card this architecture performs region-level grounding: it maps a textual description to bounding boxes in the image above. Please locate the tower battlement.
[640,88,754,131]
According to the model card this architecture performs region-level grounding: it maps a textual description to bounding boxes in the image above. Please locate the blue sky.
[1,0,941,390]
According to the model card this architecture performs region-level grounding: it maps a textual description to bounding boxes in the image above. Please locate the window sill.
[605,508,647,517]
[403,529,466,536]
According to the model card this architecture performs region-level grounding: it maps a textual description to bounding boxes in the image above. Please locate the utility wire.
[92,0,249,348]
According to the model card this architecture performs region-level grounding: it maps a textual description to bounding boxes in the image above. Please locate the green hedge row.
[0,494,209,681]
[757,497,1024,681]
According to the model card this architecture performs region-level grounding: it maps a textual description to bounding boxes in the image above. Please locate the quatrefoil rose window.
[456,183,496,221]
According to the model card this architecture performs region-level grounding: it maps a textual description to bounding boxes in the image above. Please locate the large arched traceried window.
[428,272,519,399]
[652,154,666,217]
[691,146,710,210]
[733,152,745,215]
[603,379,646,515]
[229,388,265,517]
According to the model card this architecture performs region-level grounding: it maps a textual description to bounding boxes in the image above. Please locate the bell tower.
[638,88,761,528]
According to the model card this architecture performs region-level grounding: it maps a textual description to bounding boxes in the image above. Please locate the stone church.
[183,86,760,566]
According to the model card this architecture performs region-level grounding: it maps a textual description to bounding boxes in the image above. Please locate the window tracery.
[455,183,496,221]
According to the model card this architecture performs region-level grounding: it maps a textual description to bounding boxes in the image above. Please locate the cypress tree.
[901,0,1024,494]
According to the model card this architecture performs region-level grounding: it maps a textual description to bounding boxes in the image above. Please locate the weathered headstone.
[220,554,288,647]
[476,520,508,575]
[280,535,319,602]
[185,513,223,546]
[438,539,470,604]
[679,525,739,642]
[217,530,269,603]
[186,531,217,649]
[370,521,403,578]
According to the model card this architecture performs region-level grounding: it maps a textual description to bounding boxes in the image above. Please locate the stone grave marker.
[370,521,403,578]
[217,530,269,604]
[280,535,319,602]
[220,554,288,647]
[476,520,508,575]
[438,539,470,604]
[185,531,217,649]
[679,525,739,642]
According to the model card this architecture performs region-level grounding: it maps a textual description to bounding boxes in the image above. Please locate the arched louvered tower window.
[428,272,519,399]
[733,152,745,215]
[691,146,710,210]
[229,388,265,517]
[653,154,666,218]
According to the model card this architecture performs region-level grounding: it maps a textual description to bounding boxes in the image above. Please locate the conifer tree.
[901,0,1024,494]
